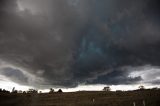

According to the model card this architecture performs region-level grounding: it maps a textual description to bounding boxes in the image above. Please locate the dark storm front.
[0,0,160,93]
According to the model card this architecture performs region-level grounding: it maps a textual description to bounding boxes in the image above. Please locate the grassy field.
[0,89,160,106]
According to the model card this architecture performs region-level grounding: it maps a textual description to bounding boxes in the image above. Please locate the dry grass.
[0,89,160,106]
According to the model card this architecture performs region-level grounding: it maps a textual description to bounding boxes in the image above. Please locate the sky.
[0,0,160,92]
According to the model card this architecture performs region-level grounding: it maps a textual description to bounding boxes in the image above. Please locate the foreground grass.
[0,90,160,106]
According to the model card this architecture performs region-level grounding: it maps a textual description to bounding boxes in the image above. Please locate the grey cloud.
[151,80,160,84]
[0,67,28,84]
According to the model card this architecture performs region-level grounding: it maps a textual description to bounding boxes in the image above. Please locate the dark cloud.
[0,0,160,88]
[0,0,17,10]
[86,69,142,85]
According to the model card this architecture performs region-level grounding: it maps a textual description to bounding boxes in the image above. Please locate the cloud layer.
[0,0,160,88]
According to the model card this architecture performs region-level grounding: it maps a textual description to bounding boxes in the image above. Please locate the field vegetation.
[0,88,160,106]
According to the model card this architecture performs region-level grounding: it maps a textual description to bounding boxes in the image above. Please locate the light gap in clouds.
[129,65,160,84]
[17,0,39,14]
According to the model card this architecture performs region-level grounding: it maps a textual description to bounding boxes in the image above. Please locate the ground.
[0,89,160,106]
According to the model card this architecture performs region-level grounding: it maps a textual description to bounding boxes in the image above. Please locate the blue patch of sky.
[76,25,109,68]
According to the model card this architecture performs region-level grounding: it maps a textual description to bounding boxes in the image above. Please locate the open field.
[0,89,160,106]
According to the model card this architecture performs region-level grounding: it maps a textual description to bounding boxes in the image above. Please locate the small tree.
[23,91,26,94]
[27,89,38,93]
[57,89,63,93]
[12,87,15,93]
[139,85,145,90]
[49,88,54,93]
[103,86,111,91]
[11,87,17,93]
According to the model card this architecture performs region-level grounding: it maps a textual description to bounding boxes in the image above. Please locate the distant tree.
[18,90,23,93]
[12,87,15,92]
[11,87,18,93]
[139,85,145,90]
[23,91,26,94]
[57,89,63,93]
[0,88,2,92]
[27,89,38,93]
[49,88,54,93]
[12,90,18,93]
[151,87,158,90]
[2,89,10,93]
[116,90,123,92]
[103,86,111,91]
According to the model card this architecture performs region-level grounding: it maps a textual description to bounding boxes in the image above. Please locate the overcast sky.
[0,0,160,91]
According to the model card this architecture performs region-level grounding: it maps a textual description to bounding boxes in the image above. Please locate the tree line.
[0,87,63,94]
[0,85,159,94]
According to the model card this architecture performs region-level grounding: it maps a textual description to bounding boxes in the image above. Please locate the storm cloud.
[0,0,160,88]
